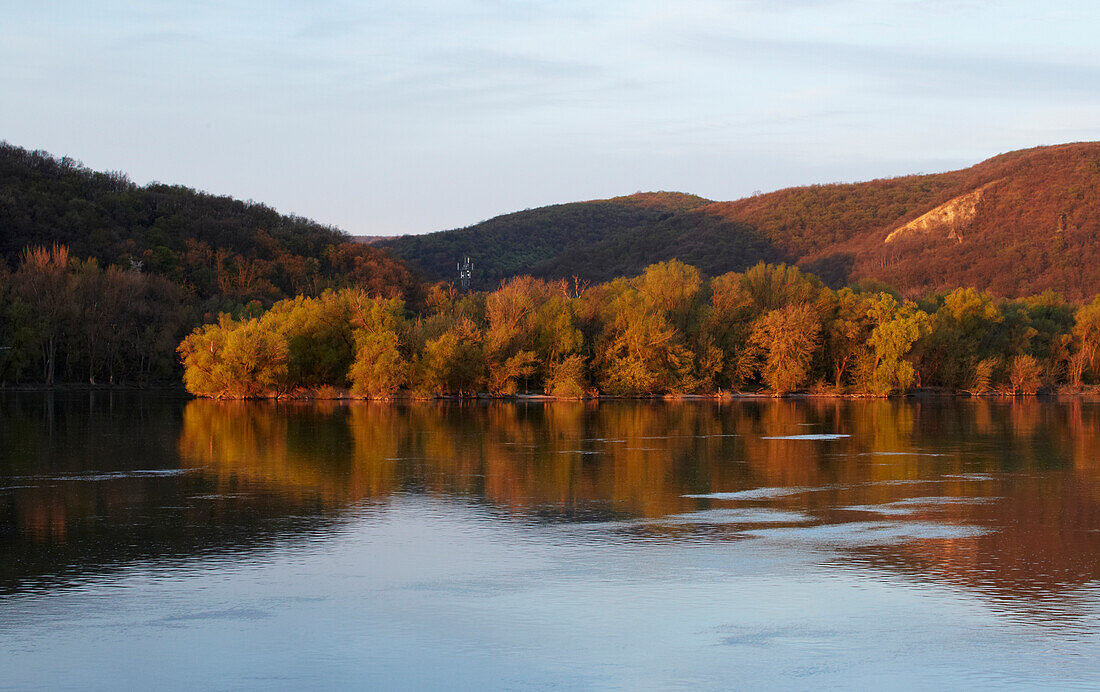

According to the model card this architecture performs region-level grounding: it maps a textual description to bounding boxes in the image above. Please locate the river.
[1,394,1098,689]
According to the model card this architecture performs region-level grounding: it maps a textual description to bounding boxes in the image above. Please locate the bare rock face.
[884,181,999,243]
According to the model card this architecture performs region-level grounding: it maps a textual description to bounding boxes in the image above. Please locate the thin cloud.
[346,48,643,113]
[674,33,1100,100]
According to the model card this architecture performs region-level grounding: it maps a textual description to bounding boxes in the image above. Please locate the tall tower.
[458,256,473,291]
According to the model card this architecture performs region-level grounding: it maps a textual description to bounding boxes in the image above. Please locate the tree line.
[0,245,188,384]
[177,260,1100,399]
[0,241,422,386]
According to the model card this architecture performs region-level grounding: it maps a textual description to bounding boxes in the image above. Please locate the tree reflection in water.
[2,394,1099,607]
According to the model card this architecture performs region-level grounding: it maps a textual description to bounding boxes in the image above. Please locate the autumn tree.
[484,276,542,395]
[636,260,702,330]
[1015,291,1075,385]
[545,354,588,398]
[593,276,696,395]
[1069,296,1100,386]
[748,303,823,395]
[821,288,874,390]
[259,291,355,388]
[13,244,74,384]
[739,262,823,313]
[1009,355,1042,395]
[416,317,485,396]
[177,315,289,398]
[347,293,408,398]
[700,271,755,389]
[535,286,585,392]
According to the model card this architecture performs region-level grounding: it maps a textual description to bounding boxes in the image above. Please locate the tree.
[739,262,823,313]
[484,276,543,394]
[1070,296,1100,386]
[546,354,588,398]
[487,350,538,396]
[636,260,701,330]
[177,315,288,398]
[923,288,1003,389]
[593,279,695,395]
[748,303,822,395]
[260,291,355,388]
[822,288,874,390]
[702,272,755,389]
[535,289,584,387]
[1009,355,1042,395]
[349,331,407,398]
[347,293,409,398]
[12,244,74,384]
[859,294,932,395]
[416,317,485,395]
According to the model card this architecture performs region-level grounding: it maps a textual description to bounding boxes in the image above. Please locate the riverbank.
[167,385,1100,402]
[0,383,188,394]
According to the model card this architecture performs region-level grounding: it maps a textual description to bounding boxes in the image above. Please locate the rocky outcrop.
[884,181,1000,243]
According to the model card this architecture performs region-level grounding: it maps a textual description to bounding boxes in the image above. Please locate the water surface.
[2,394,1099,689]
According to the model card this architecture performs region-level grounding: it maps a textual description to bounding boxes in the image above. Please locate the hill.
[0,142,416,304]
[382,143,1100,300]
[378,191,711,289]
[0,142,418,385]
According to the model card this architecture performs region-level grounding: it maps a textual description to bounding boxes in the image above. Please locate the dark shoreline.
[8,385,1095,402]
[0,383,189,395]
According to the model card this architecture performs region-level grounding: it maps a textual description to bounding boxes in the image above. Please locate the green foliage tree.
[259,291,355,388]
[416,317,485,396]
[924,288,1003,390]
[859,294,932,395]
[822,288,875,390]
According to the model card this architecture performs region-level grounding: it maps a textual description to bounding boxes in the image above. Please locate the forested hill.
[0,141,417,385]
[0,142,416,303]
[377,191,711,289]
[382,143,1100,300]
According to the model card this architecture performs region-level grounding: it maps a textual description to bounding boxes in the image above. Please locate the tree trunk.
[46,336,56,385]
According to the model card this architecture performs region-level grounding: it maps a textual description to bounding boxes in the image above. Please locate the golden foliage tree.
[748,303,822,395]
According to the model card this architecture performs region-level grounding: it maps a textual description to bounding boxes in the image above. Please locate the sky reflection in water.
[1,394,1099,689]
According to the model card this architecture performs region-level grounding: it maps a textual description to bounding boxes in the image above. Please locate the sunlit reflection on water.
[1,393,1100,688]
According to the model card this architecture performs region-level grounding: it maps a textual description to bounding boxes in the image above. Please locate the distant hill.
[0,142,416,304]
[378,191,711,289]
[382,143,1100,299]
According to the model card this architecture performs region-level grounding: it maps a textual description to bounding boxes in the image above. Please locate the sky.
[3,0,1099,236]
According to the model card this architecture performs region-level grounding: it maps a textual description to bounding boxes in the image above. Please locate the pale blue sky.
[3,1,1099,235]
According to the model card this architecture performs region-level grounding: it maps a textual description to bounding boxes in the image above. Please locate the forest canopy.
[176,260,1100,399]
[0,141,417,307]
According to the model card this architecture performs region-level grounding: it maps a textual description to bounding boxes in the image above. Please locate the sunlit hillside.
[384,143,1100,300]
